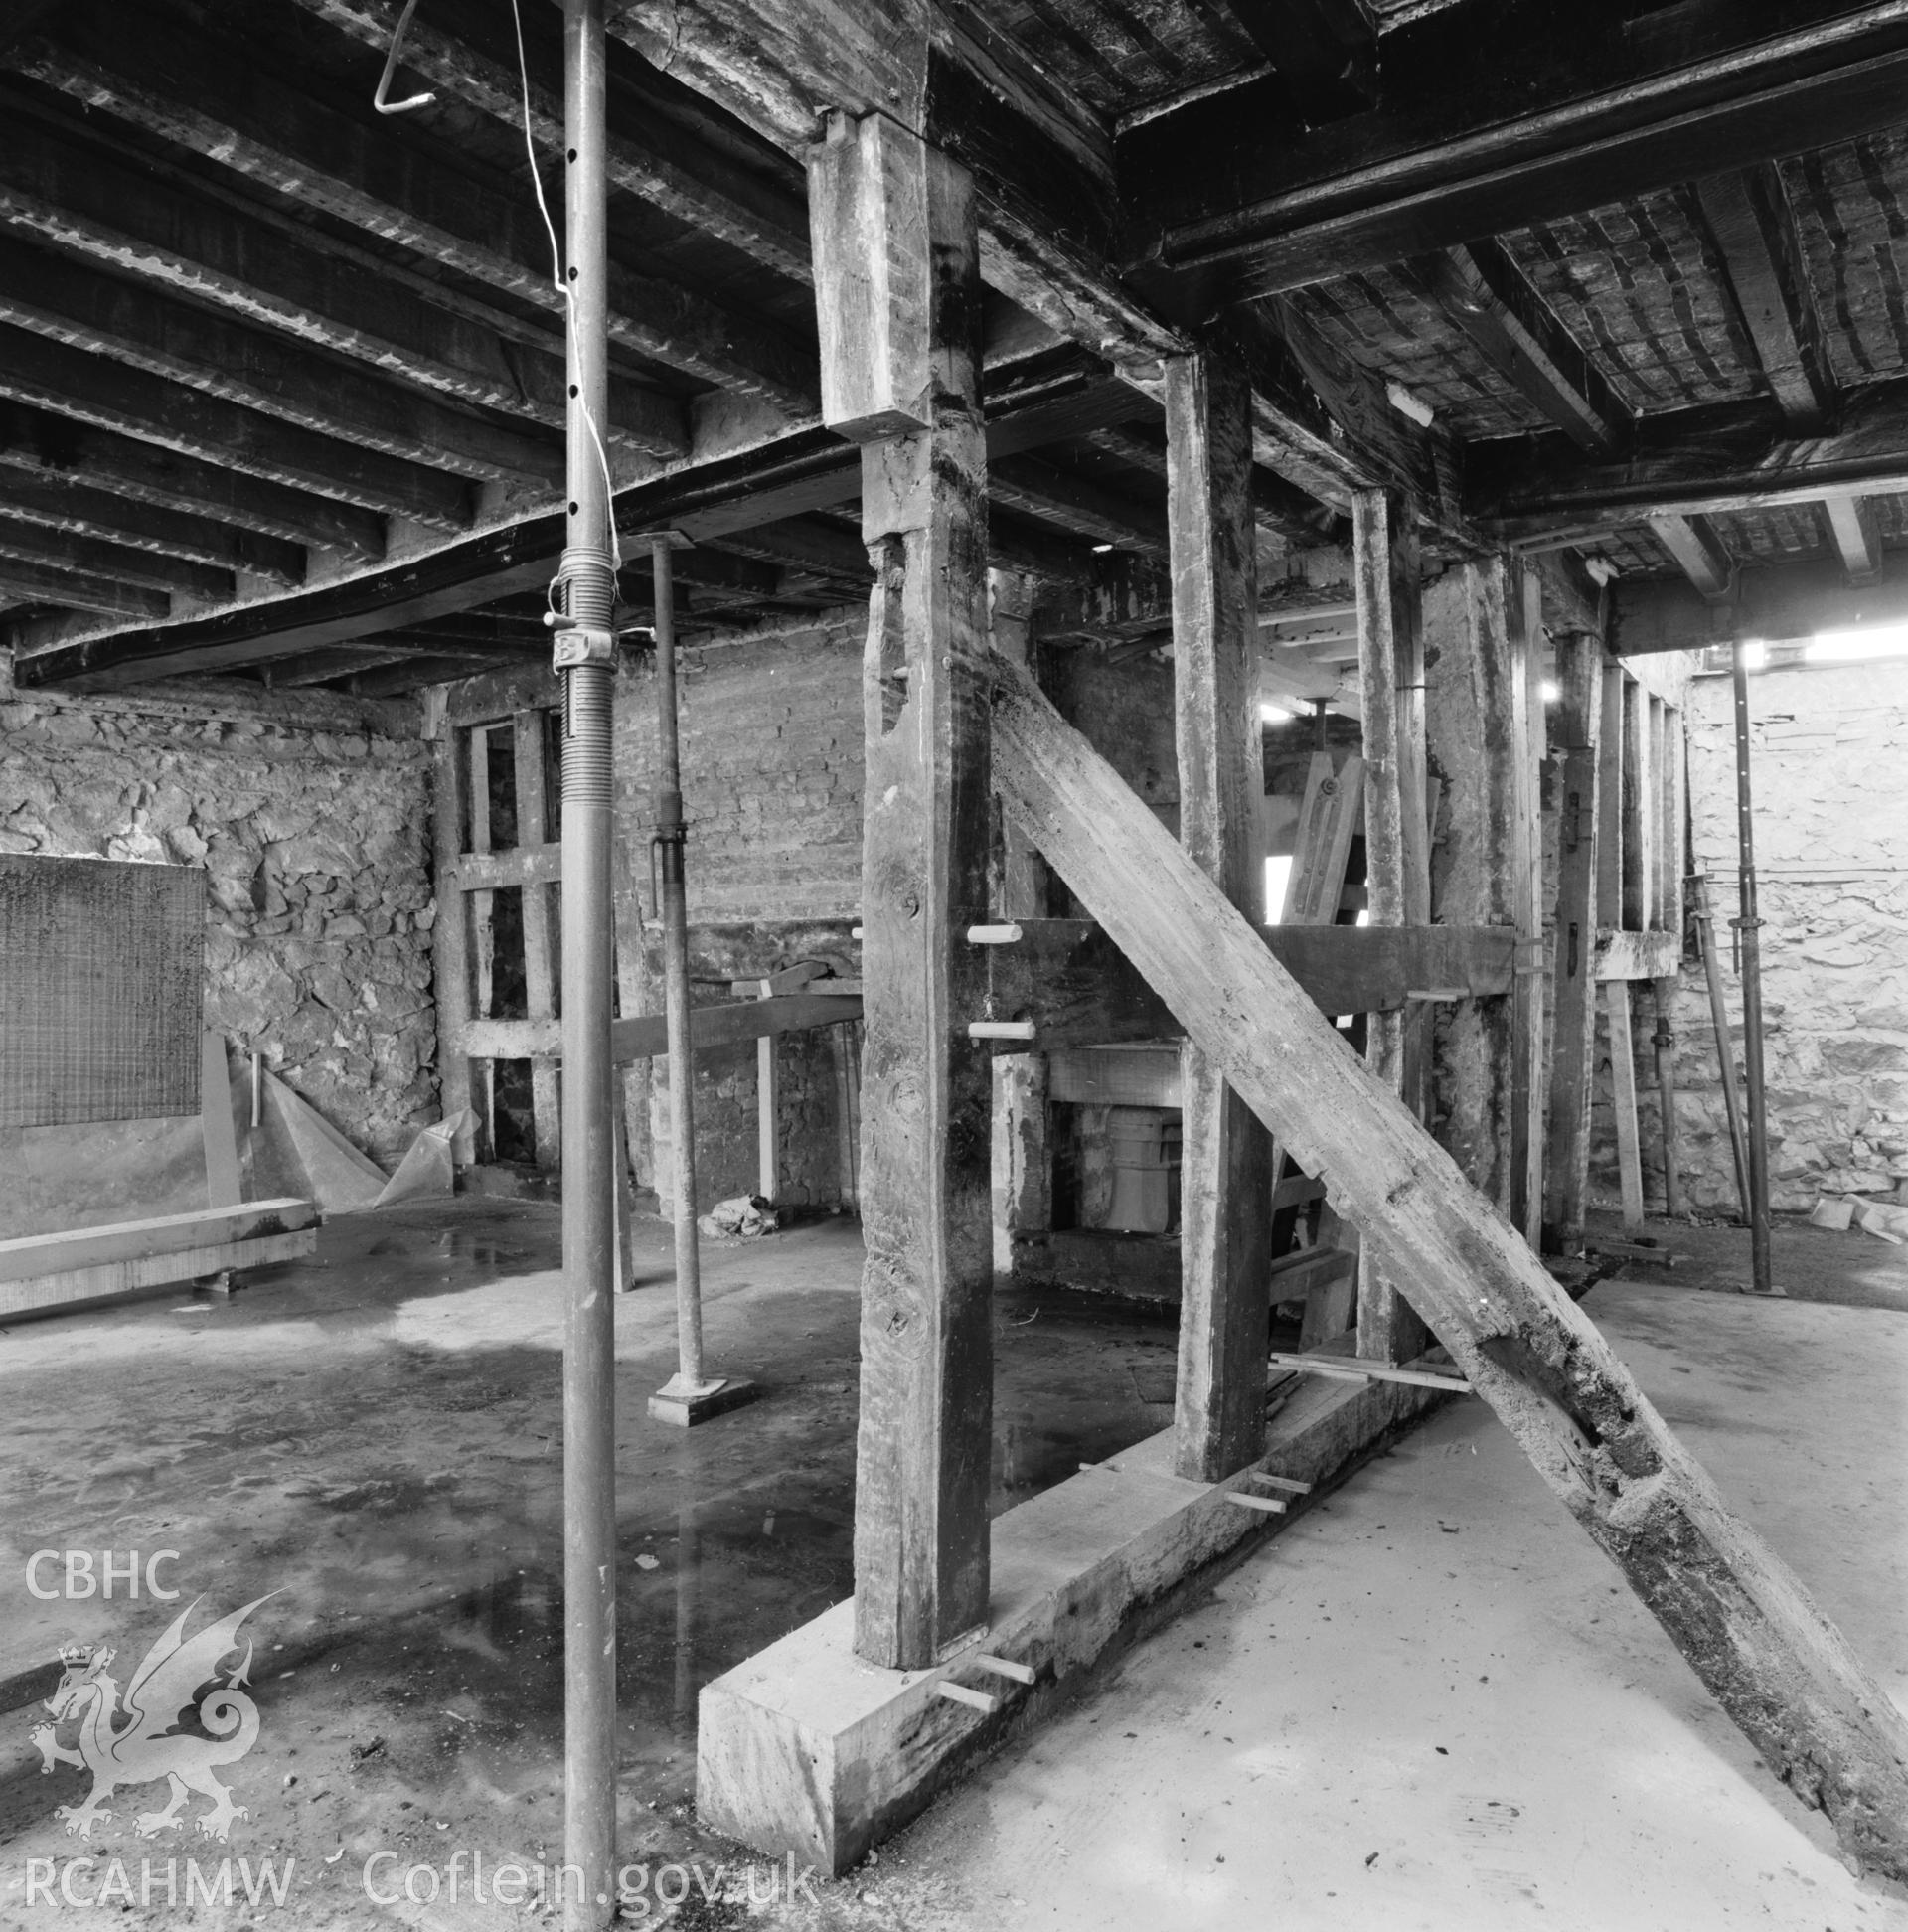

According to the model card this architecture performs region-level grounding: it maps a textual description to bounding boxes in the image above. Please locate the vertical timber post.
[809,112,994,1669]
[1509,564,1546,1245]
[1423,560,1519,1213]
[1352,486,1428,1363]
[988,568,1049,1274]
[555,0,616,1920]
[1732,641,1776,1295]
[1542,630,1604,1253]
[1167,347,1274,1481]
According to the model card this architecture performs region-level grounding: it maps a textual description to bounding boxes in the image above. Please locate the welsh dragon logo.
[31,1595,273,1842]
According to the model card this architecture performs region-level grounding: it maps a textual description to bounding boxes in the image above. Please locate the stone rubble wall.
[0,669,437,1235]
[1595,659,1908,1214]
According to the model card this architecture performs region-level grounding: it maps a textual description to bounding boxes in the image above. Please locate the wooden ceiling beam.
[0,558,168,618]
[0,514,232,599]
[989,454,1168,556]
[1216,0,1377,111]
[1469,373,1908,536]
[0,322,471,530]
[8,424,859,685]
[1081,419,1337,542]
[15,14,816,415]
[0,401,383,558]
[1612,552,1906,653]
[1693,163,1835,428]
[346,653,513,700]
[1821,492,1883,584]
[263,645,423,688]
[1405,241,1629,452]
[4,368,1246,685]
[0,110,685,458]
[600,0,1183,367]
[702,516,874,582]
[1126,2,1908,297]
[0,236,560,489]
[0,474,304,585]
[288,0,813,285]
[577,0,1464,541]
[1648,513,1737,603]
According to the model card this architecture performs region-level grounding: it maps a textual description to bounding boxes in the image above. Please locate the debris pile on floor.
[1810,1195,1908,1243]
[698,1194,780,1240]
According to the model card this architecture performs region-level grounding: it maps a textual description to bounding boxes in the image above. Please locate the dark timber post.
[1352,486,1428,1363]
[1424,560,1519,1212]
[1542,629,1604,1253]
[1508,564,1546,1244]
[1167,347,1273,1481]
[555,0,616,1921]
[1731,642,1775,1295]
[988,568,1049,1273]
[809,111,994,1669]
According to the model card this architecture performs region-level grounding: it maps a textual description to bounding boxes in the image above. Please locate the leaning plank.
[1605,984,1647,1228]
[201,1032,241,1209]
[988,646,1908,1880]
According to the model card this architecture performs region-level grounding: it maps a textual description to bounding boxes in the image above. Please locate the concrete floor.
[0,1202,1179,1928]
[1,1206,1904,1929]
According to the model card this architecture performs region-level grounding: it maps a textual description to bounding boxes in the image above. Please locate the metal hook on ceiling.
[373,0,435,115]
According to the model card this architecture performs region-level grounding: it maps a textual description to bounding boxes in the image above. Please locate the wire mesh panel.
[0,855,203,1127]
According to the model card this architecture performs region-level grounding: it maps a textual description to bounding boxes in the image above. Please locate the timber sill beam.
[988,642,1908,1883]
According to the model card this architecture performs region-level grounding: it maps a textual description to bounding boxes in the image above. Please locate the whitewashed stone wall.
[0,671,438,1201]
[1666,659,1908,1212]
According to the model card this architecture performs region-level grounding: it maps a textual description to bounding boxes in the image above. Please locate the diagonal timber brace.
[986,647,1908,1881]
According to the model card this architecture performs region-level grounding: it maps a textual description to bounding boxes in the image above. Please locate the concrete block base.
[698,1364,1449,1873]
[647,1376,759,1427]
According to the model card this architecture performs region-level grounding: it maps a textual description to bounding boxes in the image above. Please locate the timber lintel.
[457,991,863,1066]
[983,918,1516,1048]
